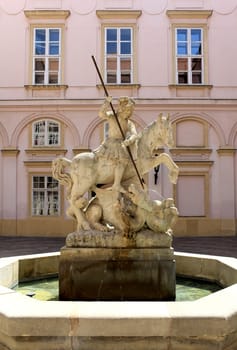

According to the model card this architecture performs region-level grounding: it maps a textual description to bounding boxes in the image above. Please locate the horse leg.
[69,193,91,231]
[112,162,127,194]
[151,153,179,184]
[68,178,91,231]
[68,169,97,230]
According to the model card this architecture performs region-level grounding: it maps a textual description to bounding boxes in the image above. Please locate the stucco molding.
[217,148,236,156]
[24,10,71,20]
[174,160,213,167]
[25,148,67,156]
[170,148,212,158]
[24,161,53,167]
[96,10,142,20]
[228,121,237,147]
[96,84,141,89]
[171,113,226,147]
[166,10,213,20]
[24,85,68,90]
[169,84,213,89]
[0,122,10,148]
[72,148,91,155]
[1,148,20,157]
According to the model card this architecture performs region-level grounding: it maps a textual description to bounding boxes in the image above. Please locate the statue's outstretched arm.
[123,121,140,147]
[98,96,113,120]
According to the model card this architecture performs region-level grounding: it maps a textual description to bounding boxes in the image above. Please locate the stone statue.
[96,96,139,194]
[52,97,179,240]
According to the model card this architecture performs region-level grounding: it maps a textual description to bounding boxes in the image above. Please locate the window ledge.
[25,148,67,156]
[169,84,212,89]
[97,83,141,89]
[170,147,212,154]
[169,84,213,98]
[170,148,213,162]
[174,160,214,166]
[25,85,68,90]
[73,148,91,155]
[24,160,53,167]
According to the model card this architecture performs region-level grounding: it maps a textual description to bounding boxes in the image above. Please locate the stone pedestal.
[59,230,176,301]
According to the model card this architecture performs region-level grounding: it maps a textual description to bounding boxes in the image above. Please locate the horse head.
[137,113,174,159]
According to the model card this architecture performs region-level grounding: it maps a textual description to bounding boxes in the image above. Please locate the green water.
[13,277,221,301]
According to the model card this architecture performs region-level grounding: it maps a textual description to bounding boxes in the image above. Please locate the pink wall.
[0,0,236,236]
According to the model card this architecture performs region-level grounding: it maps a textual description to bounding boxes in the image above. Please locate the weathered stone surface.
[59,230,175,301]
[66,229,173,248]
[52,109,179,234]
[0,254,237,350]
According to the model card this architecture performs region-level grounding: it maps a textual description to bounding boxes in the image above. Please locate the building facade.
[0,0,236,237]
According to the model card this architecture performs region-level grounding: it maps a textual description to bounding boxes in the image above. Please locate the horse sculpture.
[52,113,179,231]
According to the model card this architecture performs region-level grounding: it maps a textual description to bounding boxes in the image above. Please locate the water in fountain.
[14,276,222,302]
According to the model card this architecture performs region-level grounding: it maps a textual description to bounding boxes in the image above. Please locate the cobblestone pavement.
[173,236,237,258]
[0,235,236,258]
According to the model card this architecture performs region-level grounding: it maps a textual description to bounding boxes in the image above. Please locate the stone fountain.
[52,96,179,301]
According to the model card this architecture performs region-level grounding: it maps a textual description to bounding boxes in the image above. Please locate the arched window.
[32,119,60,146]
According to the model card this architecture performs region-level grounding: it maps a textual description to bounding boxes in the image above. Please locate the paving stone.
[0,235,236,258]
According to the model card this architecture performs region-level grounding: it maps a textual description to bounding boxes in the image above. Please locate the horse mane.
[137,120,157,158]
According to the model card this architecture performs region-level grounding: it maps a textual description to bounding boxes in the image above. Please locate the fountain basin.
[14,276,222,302]
[0,251,237,350]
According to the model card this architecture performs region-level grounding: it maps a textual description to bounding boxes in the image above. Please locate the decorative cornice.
[73,148,91,155]
[175,160,213,167]
[96,10,142,20]
[1,148,20,156]
[217,148,236,156]
[170,148,212,156]
[24,85,68,90]
[24,161,53,167]
[25,148,67,156]
[169,84,213,89]
[166,10,213,20]
[96,84,141,90]
[24,10,71,20]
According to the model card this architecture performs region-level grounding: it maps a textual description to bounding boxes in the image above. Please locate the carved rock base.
[59,230,176,301]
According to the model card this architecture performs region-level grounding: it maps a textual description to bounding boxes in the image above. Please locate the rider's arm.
[98,96,113,120]
[123,121,140,146]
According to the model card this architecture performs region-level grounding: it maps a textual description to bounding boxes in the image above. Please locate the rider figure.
[96,96,139,193]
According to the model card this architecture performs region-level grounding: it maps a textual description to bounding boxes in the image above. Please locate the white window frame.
[32,119,60,147]
[33,27,61,85]
[104,27,133,84]
[175,27,204,85]
[32,175,60,216]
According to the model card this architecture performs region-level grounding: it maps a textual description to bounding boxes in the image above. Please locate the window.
[32,176,60,216]
[167,10,212,88]
[24,10,70,91]
[96,10,141,87]
[176,28,203,84]
[33,28,61,85]
[105,27,133,84]
[32,120,60,146]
